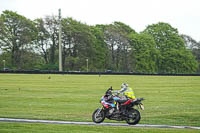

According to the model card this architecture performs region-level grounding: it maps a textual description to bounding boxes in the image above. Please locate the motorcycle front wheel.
[126,108,141,125]
[92,108,105,123]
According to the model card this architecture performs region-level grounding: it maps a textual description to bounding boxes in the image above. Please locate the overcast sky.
[0,0,200,41]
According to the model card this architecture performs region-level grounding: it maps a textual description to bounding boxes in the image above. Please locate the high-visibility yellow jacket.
[119,87,136,99]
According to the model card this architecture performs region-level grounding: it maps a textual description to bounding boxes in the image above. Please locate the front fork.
[96,107,104,116]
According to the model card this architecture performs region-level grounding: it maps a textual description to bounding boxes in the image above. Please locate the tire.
[92,108,105,123]
[126,108,141,125]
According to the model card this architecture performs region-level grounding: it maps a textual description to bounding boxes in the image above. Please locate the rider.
[111,83,136,113]
[116,83,136,100]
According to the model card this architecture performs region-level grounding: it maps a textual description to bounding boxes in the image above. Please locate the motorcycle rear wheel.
[126,108,141,125]
[92,108,105,123]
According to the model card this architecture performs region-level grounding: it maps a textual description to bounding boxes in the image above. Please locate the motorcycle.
[92,87,144,125]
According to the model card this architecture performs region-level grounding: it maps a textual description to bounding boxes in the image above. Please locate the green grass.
[0,74,200,132]
[0,122,199,133]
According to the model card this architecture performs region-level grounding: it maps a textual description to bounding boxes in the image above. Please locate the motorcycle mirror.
[110,86,113,90]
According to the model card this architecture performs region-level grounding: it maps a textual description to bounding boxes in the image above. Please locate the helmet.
[121,83,128,88]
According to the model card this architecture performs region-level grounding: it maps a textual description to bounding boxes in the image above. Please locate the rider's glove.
[114,91,120,95]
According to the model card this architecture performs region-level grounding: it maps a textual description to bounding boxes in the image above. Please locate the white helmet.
[121,83,128,88]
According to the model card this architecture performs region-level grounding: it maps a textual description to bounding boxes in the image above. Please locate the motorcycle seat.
[117,99,127,104]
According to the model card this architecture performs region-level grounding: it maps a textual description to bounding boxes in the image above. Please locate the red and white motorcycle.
[92,87,144,125]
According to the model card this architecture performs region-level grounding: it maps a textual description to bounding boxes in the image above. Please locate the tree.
[143,22,185,51]
[0,10,37,69]
[182,34,200,72]
[90,26,107,71]
[1,10,199,73]
[129,33,159,73]
[161,49,198,73]
[61,18,97,71]
[44,15,59,65]
[101,22,136,72]
[143,22,198,73]
[33,15,60,70]
[34,18,50,64]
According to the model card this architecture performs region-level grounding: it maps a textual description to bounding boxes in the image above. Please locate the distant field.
[0,74,200,131]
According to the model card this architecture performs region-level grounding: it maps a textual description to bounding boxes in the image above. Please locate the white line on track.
[0,118,200,130]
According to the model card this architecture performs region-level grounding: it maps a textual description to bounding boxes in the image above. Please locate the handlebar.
[108,86,113,91]
[137,98,144,101]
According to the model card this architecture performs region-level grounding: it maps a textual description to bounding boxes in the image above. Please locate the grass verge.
[0,122,200,133]
[0,74,200,127]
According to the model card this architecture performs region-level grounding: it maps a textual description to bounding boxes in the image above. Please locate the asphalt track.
[0,118,200,130]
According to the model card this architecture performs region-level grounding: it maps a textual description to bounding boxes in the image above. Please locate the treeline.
[0,10,199,73]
